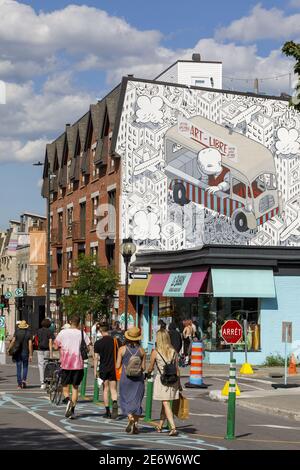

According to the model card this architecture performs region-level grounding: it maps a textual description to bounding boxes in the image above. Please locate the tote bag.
[172,393,189,420]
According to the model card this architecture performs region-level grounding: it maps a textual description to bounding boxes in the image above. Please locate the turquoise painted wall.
[205,276,300,365]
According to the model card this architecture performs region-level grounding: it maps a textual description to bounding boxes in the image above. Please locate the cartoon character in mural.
[165,115,282,233]
[197,147,230,194]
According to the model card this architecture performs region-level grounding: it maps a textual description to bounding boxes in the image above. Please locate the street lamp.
[0,274,5,316]
[120,237,136,331]
[33,161,56,319]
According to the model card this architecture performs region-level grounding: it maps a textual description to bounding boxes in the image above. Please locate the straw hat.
[18,320,29,329]
[125,326,142,341]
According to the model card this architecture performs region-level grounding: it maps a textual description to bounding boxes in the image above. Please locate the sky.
[0,0,300,229]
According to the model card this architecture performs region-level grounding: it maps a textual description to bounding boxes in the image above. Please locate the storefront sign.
[163,273,192,297]
[178,115,237,161]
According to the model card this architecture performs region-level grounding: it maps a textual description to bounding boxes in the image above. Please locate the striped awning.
[128,276,152,296]
[136,271,209,297]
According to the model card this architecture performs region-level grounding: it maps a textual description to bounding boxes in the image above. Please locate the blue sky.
[0,0,300,229]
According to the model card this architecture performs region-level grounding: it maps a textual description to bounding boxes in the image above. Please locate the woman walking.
[116,326,146,434]
[147,329,180,436]
[8,320,33,389]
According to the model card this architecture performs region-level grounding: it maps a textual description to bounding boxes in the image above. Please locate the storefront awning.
[145,274,170,296]
[211,268,276,298]
[128,276,152,296]
[142,271,208,297]
[184,271,208,297]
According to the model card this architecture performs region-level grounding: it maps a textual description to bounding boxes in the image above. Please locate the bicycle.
[44,358,63,406]
[49,367,63,406]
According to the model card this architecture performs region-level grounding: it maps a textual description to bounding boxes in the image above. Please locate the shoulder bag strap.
[157,350,168,365]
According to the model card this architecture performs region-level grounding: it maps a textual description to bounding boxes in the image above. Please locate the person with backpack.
[147,329,180,436]
[115,326,146,434]
[93,323,118,419]
[35,318,55,389]
[8,320,33,389]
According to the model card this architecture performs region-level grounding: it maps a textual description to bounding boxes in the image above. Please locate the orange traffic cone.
[288,353,297,375]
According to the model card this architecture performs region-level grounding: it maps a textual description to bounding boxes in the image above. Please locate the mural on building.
[116,80,300,249]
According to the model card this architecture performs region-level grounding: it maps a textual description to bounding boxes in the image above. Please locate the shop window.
[157,296,260,352]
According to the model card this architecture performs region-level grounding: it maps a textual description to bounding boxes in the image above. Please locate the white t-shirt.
[54,328,90,370]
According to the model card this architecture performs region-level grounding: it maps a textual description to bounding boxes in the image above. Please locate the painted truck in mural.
[165,116,281,232]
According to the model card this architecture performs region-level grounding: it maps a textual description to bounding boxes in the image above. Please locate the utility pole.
[254,78,259,94]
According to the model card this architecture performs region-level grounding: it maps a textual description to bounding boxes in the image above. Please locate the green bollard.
[225,359,237,440]
[144,376,154,422]
[93,378,99,403]
[80,359,88,398]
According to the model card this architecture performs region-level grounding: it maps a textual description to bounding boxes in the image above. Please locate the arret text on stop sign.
[221,320,243,344]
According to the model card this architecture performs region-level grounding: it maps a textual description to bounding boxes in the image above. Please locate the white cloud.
[217,4,300,42]
[290,0,300,8]
[0,0,163,82]
[0,138,47,163]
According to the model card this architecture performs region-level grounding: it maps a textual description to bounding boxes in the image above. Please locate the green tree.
[282,41,300,111]
[61,256,119,323]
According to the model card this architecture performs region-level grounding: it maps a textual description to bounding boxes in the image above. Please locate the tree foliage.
[282,41,300,111]
[61,256,119,322]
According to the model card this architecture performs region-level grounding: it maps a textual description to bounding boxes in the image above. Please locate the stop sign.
[221,320,243,344]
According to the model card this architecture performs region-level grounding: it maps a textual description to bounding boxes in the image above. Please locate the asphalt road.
[1,362,300,450]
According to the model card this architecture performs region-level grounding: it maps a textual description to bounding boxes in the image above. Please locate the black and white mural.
[116,80,300,250]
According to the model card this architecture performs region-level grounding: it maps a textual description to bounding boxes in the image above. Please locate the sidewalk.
[204,364,300,422]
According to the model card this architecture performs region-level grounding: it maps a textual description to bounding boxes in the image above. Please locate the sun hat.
[18,320,29,329]
[125,326,142,342]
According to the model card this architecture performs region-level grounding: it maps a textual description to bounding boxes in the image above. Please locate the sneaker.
[17,385,22,390]
[65,400,74,418]
[40,384,46,390]
[111,401,118,420]
[22,381,27,389]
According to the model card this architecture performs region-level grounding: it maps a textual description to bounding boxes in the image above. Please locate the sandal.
[155,426,163,433]
[169,428,178,436]
[126,419,135,433]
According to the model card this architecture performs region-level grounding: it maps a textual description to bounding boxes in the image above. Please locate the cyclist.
[54,315,90,419]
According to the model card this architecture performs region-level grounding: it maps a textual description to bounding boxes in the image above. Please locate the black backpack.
[156,351,178,386]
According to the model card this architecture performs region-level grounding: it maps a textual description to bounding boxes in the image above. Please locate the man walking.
[36,318,54,389]
[54,315,90,419]
[94,323,118,419]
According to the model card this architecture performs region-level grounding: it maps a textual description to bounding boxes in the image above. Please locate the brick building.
[41,85,135,327]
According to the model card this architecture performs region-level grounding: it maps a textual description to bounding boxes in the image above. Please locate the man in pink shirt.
[54,314,90,419]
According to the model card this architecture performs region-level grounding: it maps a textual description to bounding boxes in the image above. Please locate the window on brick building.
[66,207,73,236]
[66,251,73,280]
[91,196,99,228]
